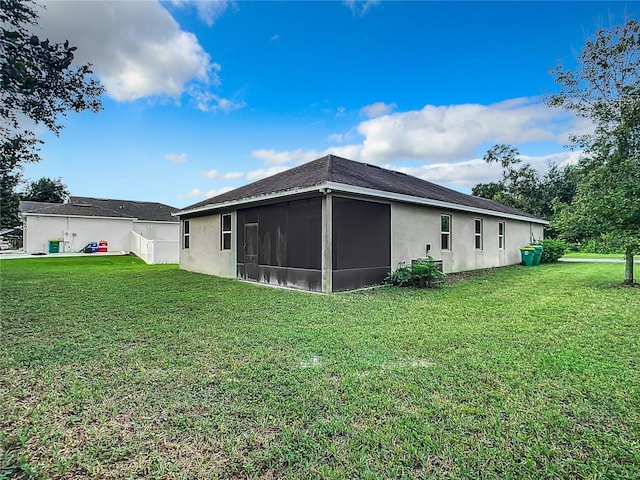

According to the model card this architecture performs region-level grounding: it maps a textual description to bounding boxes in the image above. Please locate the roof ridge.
[326,154,334,181]
[69,196,172,207]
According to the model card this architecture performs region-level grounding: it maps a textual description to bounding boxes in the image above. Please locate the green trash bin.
[532,245,543,265]
[48,240,60,253]
[520,247,535,266]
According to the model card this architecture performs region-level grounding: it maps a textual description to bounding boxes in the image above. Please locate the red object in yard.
[98,240,108,252]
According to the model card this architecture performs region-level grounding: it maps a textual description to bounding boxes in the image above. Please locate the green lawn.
[1,256,639,479]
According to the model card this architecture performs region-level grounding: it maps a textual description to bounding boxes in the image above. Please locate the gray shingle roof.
[20,197,178,222]
[179,155,542,221]
[70,197,178,222]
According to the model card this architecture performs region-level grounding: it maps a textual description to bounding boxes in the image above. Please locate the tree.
[0,0,104,227]
[554,153,640,283]
[472,144,579,225]
[21,177,69,203]
[472,144,538,213]
[547,19,640,285]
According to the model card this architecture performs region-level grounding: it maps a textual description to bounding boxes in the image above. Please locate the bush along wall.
[385,257,446,288]
[537,239,568,263]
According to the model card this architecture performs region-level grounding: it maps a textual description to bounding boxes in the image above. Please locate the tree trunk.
[624,247,635,285]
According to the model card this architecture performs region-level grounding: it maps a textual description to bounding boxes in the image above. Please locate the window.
[474,219,483,250]
[441,214,451,250]
[221,213,232,250]
[183,219,190,249]
[498,221,505,249]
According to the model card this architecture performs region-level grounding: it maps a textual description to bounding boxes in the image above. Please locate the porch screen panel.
[332,197,390,269]
[236,198,323,291]
[287,197,322,270]
[256,202,288,267]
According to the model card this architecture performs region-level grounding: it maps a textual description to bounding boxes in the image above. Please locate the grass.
[1,256,639,479]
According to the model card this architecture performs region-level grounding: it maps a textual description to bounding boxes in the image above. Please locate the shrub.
[385,257,446,288]
[578,236,626,254]
[385,264,414,287]
[538,239,568,263]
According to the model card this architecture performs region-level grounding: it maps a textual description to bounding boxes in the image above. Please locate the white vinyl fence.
[130,231,178,264]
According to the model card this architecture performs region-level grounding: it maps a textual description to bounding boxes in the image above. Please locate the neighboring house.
[20,196,179,264]
[0,226,22,249]
[175,155,546,292]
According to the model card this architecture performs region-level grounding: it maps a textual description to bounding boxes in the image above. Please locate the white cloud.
[391,159,504,190]
[360,102,397,118]
[173,0,231,27]
[179,186,236,199]
[348,97,591,165]
[199,169,244,180]
[519,151,584,171]
[36,1,237,106]
[391,151,585,191]
[325,144,365,160]
[266,97,585,169]
[247,97,590,191]
[164,153,188,163]
[251,149,322,166]
[190,87,246,112]
[344,0,380,16]
[179,188,208,198]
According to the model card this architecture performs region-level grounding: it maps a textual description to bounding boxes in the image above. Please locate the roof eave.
[324,182,548,224]
[173,184,326,217]
[173,181,548,225]
[20,212,136,221]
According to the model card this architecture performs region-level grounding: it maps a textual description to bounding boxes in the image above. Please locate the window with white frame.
[221,213,232,250]
[183,219,190,249]
[474,219,483,250]
[498,221,505,249]
[441,214,451,250]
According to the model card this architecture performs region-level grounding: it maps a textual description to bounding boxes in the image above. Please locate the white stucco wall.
[391,203,544,273]
[178,201,545,286]
[130,231,179,264]
[132,221,178,242]
[23,215,134,253]
[179,213,236,278]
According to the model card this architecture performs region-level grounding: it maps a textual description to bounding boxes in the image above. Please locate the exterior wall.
[177,198,545,292]
[391,203,543,273]
[131,231,179,264]
[132,221,179,263]
[23,215,133,253]
[179,213,236,277]
[132,221,179,242]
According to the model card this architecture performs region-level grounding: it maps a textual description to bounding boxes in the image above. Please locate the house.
[20,196,179,263]
[175,155,546,292]
[0,226,23,250]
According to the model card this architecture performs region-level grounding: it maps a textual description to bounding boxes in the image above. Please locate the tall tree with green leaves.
[472,144,579,226]
[21,177,69,203]
[0,0,104,227]
[548,19,640,285]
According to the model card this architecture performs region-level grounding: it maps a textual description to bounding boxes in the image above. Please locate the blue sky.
[25,1,635,208]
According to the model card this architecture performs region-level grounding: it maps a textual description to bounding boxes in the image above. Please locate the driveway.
[559,257,640,264]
